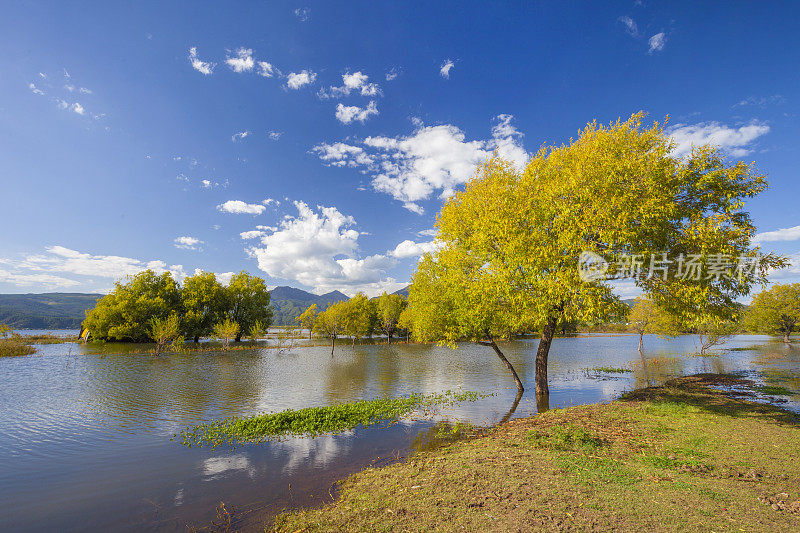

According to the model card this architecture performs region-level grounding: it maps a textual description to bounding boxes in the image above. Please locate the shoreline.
[269,374,800,532]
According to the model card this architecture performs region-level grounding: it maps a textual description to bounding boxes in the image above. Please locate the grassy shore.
[272,375,800,532]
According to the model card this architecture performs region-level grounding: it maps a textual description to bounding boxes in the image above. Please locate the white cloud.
[232,130,250,142]
[734,95,785,108]
[668,121,770,158]
[225,47,255,73]
[79,87,92,94]
[319,71,382,99]
[753,225,800,245]
[3,246,186,287]
[440,60,455,79]
[385,68,399,81]
[618,16,638,36]
[294,7,310,21]
[248,201,401,295]
[267,130,282,140]
[201,179,212,188]
[417,228,437,237]
[71,102,85,115]
[240,230,266,240]
[174,236,203,250]
[188,47,215,75]
[0,269,80,289]
[28,82,45,96]
[286,70,317,90]
[216,200,266,215]
[335,101,379,124]
[312,114,528,213]
[262,198,279,206]
[390,239,441,259]
[648,32,666,53]
[257,61,275,77]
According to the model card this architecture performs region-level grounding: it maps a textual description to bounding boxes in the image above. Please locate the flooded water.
[1,333,798,531]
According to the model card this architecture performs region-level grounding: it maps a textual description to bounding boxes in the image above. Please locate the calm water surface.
[1,333,798,531]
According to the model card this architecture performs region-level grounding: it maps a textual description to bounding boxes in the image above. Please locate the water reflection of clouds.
[201,454,255,480]
[272,433,352,475]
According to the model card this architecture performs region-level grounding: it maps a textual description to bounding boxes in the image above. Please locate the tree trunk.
[784,331,791,344]
[480,336,524,394]
[535,390,550,413]
[638,333,644,355]
[536,317,557,397]
[194,335,200,343]
[387,332,391,345]
[235,333,242,343]
[331,336,335,356]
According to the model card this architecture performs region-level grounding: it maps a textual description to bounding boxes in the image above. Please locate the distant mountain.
[0,293,102,330]
[392,286,410,298]
[269,286,349,326]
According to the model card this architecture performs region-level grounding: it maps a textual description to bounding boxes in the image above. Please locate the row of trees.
[629,282,800,355]
[83,270,273,342]
[300,292,408,355]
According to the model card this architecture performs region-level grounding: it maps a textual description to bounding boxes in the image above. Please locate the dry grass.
[272,375,800,532]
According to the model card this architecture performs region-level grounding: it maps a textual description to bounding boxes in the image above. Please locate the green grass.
[180,390,490,448]
[0,339,36,357]
[755,385,795,396]
[589,365,632,374]
[11,333,74,344]
[272,375,800,532]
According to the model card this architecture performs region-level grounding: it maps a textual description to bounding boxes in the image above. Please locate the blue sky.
[1,1,798,296]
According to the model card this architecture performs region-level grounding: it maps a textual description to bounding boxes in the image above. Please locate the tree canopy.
[745,283,800,343]
[404,112,781,397]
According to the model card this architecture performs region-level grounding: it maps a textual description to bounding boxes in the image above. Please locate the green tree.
[181,271,226,342]
[628,297,680,354]
[745,283,800,343]
[314,302,347,355]
[295,304,318,339]
[213,318,239,351]
[84,270,181,341]
[248,320,266,343]
[224,271,273,342]
[342,293,375,345]
[149,314,181,355]
[0,324,11,339]
[376,293,407,344]
[407,113,781,398]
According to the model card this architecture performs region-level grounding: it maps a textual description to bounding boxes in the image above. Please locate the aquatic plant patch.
[180,390,490,448]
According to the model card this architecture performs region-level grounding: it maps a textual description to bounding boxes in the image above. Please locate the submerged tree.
[376,292,407,344]
[225,271,273,342]
[181,271,227,342]
[213,318,239,351]
[407,113,782,399]
[342,293,375,345]
[745,283,800,343]
[295,303,318,339]
[628,297,679,354]
[149,314,182,356]
[84,270,181,342]
[314,302,347,355]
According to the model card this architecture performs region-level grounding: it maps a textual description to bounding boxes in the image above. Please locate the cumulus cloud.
[71,102,85,115]
[668,121,770,158]
[648,32,666,53]
[0,246,186,290]
[753,225,800,245]
[247,201,402,295]
[390,239,441,259]
[286,70,317,90]
[319,71,382,99]
[440,60,455,78]
[312,114,528,213]
[232,130,250,142]
[216,200,266,215]
[226,47,255,73]
[240,230,266,240]
[188,47,215,75]
[174,236,203,250]
[257,61,276,78]
[335,101,379,124]
[618,16,638,36]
